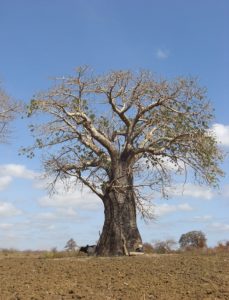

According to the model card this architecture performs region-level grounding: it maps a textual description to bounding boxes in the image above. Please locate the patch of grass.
[42,249,86,259]
[0,248,18,257]
[0,248,88,259]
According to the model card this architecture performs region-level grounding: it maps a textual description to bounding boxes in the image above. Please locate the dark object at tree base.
[79,245,96,255]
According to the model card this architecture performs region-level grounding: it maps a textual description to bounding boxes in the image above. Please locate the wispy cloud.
[156,48,169,59]
[36,207,78,221]
[0,164,39,191]
[211,222,229,232]
[0,223,13,230]
[0,164,38,180]
[168,183,214,200]
[193,215,213,222]
[38,182,102,211]
[0,164,40,191]
[222,185,229,198]
[0,202,21,217]
[211,123,229,146]
[154,202,193,217]
[0,176,12,191]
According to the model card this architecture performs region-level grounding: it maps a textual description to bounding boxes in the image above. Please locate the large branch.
[128,88,181,144]
[37,101,113,160]
[106,90,131,127]
[59,105,117,157]
[133,133,193,156]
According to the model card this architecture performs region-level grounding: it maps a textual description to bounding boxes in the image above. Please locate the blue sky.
[0,0,229,250]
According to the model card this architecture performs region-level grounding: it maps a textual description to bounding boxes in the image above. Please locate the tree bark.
[96,160,142,256]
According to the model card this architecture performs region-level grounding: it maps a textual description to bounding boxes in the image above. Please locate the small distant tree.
[215,240,229,252]
[51,247,57,253]
[179,231,207,250]
[0,85,19,143]
[154,239,176,254]
[64,238,77,251]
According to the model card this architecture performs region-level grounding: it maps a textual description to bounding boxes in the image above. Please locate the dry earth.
[0,253,229,300]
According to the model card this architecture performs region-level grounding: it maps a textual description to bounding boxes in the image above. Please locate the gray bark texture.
[96,160,142,256]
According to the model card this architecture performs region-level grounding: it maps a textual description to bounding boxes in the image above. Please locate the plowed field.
[0,253,229,299]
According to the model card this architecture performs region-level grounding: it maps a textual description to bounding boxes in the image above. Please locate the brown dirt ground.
[0,253,229,300]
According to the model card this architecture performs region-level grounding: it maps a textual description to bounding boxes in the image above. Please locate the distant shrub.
[0,248,18,253]
[153,239,176,254]
[0,248,18,256]
[179,231,207,250]
[143,243,154,254]
[214,241,229,253]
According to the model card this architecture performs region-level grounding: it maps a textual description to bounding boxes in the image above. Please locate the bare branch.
[26,67,224,218]
[0,86,19,143]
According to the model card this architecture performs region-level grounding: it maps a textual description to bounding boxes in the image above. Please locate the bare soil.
[0,253,229,300]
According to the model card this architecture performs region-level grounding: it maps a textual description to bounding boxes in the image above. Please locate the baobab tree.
[0,85,18,143]
[25,67,223,256]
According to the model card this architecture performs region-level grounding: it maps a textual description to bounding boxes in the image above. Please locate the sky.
[0,0,229,250]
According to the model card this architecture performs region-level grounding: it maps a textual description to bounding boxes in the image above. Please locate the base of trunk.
[96,225,142,256]
[95,190,142,256]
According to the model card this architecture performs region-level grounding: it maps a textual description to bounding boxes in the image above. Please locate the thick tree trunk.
[96,160,142,256]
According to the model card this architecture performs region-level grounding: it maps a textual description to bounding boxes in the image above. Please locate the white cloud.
[156,48,169,59]
[0,223,13,230]
[36,208,78,221]
[211,123,229,146]
[38,185,102,211]
[47,224,56,230]
[168,183,214,200]
[0,164,38,179]
[211,222,229,232]
[0,164,39,191]
[0,202,21,217]
[193,215,213,222]
[221,185,229,198]
[36,212,57,221]
[0,176,12,191]
[155,202,193,217]
[178,203,193,211]
[56,207,78,217]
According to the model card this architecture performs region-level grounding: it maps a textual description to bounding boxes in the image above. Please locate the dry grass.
[0,240,228,260]
[0,248,86,259]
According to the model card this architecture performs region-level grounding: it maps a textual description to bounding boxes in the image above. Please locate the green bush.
[179,231,207,250]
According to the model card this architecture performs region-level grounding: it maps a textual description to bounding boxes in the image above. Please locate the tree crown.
[179,230,207,249]
[24,67,224,218]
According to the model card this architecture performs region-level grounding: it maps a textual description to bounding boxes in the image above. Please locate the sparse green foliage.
[24,66,224,256]
[179,231,207,250]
